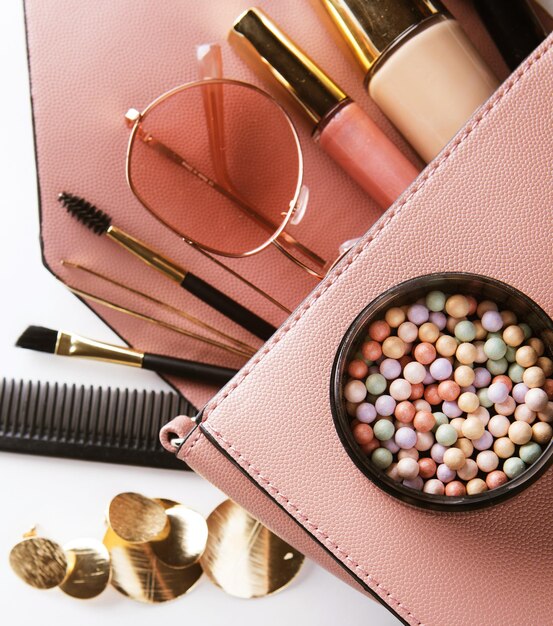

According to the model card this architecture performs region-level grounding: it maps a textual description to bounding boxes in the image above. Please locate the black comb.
[0,377,193,470]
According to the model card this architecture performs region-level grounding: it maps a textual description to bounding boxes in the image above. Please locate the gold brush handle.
[57,332,143,367]
[106,226,186,283]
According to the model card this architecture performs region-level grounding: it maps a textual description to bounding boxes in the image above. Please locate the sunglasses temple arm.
[144,131,328,271]
[61,259,257,355]
[67,286,254,360]
[271,239,325,280]
[276,230,326,269]
[197,44,233,190]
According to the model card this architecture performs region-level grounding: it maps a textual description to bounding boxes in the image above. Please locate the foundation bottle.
[319,0,500,162]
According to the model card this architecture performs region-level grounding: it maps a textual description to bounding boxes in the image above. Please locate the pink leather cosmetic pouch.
[25,0,509,410]
[161,34,553,626]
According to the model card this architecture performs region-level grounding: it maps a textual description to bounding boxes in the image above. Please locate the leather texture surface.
[27,1,552,624]
[25,0,506,409]
[173,33,553,626]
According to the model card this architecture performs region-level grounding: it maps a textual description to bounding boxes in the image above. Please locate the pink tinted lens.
[128,81,301,256]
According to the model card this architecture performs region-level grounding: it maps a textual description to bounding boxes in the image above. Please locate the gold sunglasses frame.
[125,78,325,277]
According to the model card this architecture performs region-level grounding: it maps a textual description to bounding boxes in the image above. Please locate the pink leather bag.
[25,0,552,623]
[161,34,553,626]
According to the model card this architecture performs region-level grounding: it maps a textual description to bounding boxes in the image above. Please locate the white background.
[0,1,399,624]
[1,1,552,625]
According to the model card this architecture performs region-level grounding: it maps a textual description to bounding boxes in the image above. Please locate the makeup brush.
[16,326,238,386]
[58,192,277,341]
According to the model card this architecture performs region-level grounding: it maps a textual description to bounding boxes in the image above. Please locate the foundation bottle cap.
[230,7,348,125]
[319,0,446,74]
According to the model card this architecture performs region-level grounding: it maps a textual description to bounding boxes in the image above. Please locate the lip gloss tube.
[319,0,500,163]
[229,8,420,210]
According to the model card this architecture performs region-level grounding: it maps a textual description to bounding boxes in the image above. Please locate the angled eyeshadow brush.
[58,192,277,341]
[16,326,238,387]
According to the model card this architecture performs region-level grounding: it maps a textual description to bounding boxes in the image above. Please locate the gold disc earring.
[200,499,305,598]
[9,528,68,590]
[107,492,170,543]
[59,538,111,599]
[151,498,209,569]
[103,526,203,603]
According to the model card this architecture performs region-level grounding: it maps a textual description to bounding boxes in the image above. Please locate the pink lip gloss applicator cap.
[229,8,420,210]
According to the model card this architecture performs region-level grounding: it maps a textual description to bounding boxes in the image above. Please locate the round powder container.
[331,273,553,511]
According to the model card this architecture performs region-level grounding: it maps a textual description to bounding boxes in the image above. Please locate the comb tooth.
[37,382,47,440]
[17,380,32,437]
[105,386,119,447]
[136,391,150,450]
[148,391,163,451]
[117,387,130,450]
[12,379,22,435]
[44,383,58,440]
[146,390,157,451]
[167,390,177,423]
[129,390,141,450]
[96,386,109,446]
[107,386,117,447]
[6,379,21,436]
[154,391,168,451]
[180,394,192,416]
[133,390,144,451]
[64,384,76,442]
[30,380,43,439]
[142,390,156,451]
[69,384,78,441]
[84,387,98,445]
[0,378,13,435]
[68,385,84,443]
[109,386,119,446]
[115,387,126,444]
[62,383,69,441]
[56,383,68,442]
[83,385,95,445]
[4,379,20,436]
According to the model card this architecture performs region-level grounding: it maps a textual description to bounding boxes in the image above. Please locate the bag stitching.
[186,430,203,454]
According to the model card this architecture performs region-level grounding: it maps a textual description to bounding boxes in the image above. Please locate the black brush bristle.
[16,326,59,354]
[58,192,112,235]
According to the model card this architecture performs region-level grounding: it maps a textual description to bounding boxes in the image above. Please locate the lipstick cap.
[230,8,347,125]
[319,0,446,74]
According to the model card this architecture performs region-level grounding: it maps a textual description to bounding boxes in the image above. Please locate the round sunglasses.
[125,77,327,278]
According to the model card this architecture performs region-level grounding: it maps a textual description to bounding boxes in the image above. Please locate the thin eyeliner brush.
[58,192,278,341]
[16,326,238,386]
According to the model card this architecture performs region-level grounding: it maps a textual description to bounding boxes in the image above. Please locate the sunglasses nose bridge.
[289,184,309,226]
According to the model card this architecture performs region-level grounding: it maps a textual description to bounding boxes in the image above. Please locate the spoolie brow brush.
[16,326,238,387]
[58,192,277,341]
